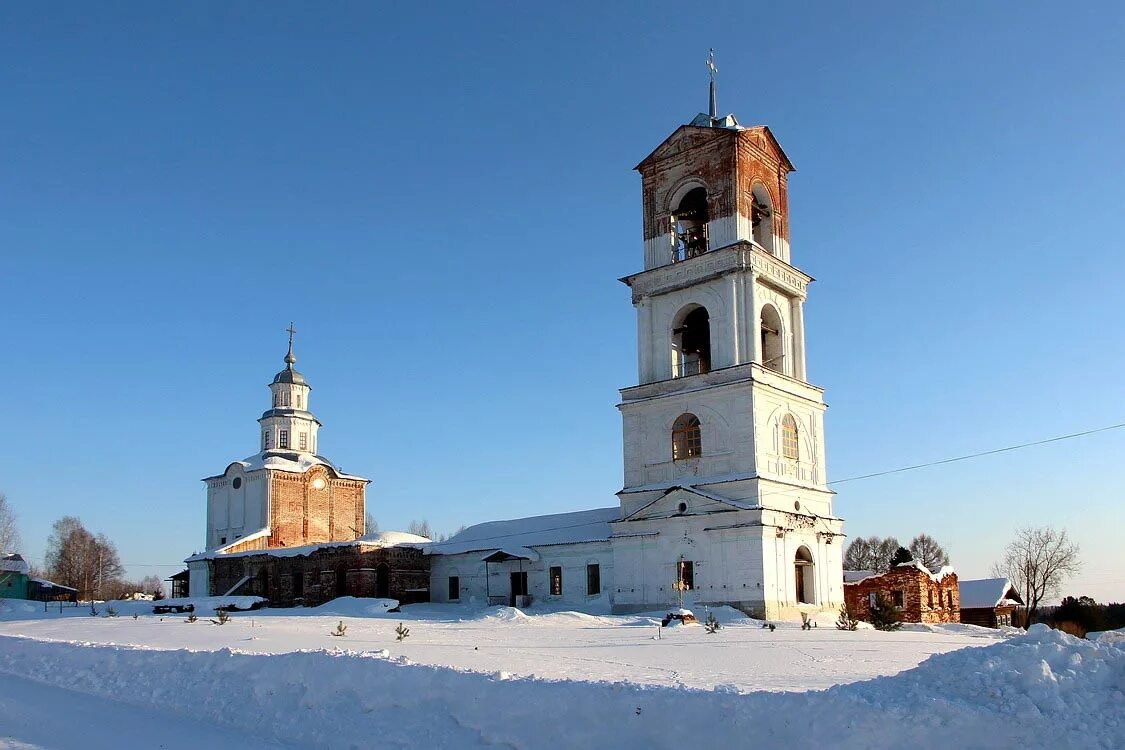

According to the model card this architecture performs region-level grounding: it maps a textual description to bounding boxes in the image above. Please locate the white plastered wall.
[206,467,269,549]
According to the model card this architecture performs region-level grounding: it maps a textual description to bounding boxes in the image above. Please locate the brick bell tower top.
[635,54,795,272]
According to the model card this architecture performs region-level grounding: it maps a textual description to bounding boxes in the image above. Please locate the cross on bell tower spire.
[707,49,718,121]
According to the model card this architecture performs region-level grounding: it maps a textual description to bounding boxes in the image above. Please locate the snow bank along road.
[0,623,1120,749]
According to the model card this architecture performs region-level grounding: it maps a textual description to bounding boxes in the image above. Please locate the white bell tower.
[609,64,845,619]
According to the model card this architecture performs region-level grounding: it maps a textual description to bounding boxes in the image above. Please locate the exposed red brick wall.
[844,565,960,624]
[637,125,792,244]
[268,468,366,549]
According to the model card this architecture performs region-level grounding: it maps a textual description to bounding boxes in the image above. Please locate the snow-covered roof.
[959,578,1023,609]
[843,570,875,583]
[186,529,429,562]
[844,561,957,586]
[204,451,368,482]
[428,507,619,558]
[0,554,29,575]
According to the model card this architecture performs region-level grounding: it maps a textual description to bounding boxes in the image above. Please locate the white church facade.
[428,102,845,619]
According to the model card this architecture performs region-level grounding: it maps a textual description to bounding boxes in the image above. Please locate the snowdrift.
[0,624,1119,749]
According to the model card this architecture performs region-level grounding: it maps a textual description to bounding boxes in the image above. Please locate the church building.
[428,76,846,619]
[186,331,429,602]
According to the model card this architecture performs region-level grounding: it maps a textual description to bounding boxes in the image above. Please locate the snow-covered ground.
[0,598,1121,748]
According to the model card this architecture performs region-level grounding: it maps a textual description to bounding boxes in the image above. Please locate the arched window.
[781,414,799,460]
[672,413,702,461]
[795,546,815,604]
[671,187,709,261]
[671,305,711,377]
[760,305,784,373]
[751,183,775,254]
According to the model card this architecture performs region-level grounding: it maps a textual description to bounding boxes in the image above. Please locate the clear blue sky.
[2,3,1122,601]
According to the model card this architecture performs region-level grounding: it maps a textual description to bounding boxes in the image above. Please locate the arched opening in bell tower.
[751,183,775,254]
[671,187,710,261]
[671,305,711,377]
[760,305,785,374]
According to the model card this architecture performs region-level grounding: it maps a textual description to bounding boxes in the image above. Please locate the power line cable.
[120,419,1125,568]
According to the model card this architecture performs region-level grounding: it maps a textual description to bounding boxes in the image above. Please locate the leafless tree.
[992,526,1081,629]
[909,534,950,570]
[407,519,434,540]
[44,517,125,600]
[0,493,20,553]
[365,512,378,535]
[843,536,877,571]
[140,574,166,598]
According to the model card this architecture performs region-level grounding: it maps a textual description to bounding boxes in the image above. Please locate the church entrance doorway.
[509,571,528,607]
[795,546,815,604]
[376,564,390,599]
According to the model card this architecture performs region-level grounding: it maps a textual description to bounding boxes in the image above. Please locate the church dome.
[272,367,307,386]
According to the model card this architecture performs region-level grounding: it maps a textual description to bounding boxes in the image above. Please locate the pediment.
[738,126,795,173]
[635,125,734,171]
[622,486,748,522]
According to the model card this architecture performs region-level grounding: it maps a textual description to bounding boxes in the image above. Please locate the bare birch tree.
[992,526,1081,629]
[0,493,19,553]
[909,533,950,570]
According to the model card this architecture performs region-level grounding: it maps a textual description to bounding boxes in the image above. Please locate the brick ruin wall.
[844,565,961,624]
[208,544,430,607]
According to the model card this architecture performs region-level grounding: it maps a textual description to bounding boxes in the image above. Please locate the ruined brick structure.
[204,538,430,607]
[844,562,960,625]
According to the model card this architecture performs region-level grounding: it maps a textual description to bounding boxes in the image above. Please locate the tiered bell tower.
[609,61,844,618]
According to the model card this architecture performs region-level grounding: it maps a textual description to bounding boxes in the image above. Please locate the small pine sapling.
[836,603,859,631]
[89,603,99,617]
[185,612,198,623]
[133,612,139,621]
[395,622,410,642]
[211,608,231,626]
[330,620,347,637]
[704,611,721,634]
[868,592,903,631]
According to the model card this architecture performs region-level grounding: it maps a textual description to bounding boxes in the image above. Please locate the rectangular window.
[869,592,878,608]
[448,576,459,601]
[892,590,904,607]
[586,564,600,596]
[281,391,290,407]
[549,566,563,596]
[296,393,302,409]
[262,431,270,450]
[947,591,954,608]
[927,589,934,608]
[279,430,289,449]
[678,560,694,590]
[299,432,308,450]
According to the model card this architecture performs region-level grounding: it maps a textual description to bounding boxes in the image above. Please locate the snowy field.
[0,598,1121,749]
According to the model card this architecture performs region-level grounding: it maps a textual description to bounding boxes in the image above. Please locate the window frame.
[549,566,563,597]
[672,414,702,461]
[781,414,799,461]
[279,430,289,449]
[447,576,459,601]
[586,563,601,596]
[678,560,695,591]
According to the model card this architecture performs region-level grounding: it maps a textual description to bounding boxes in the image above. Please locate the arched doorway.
[794,546,815,604]
[760,305,784,373]
[375,563,391,599]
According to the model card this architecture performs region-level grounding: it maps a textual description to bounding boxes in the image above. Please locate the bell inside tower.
[751,184,774,254]
[671,187,709,261]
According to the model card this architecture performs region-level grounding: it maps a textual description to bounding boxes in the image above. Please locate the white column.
[637,297,653,383]
[790,298,807,381]
[749,274,763,365]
